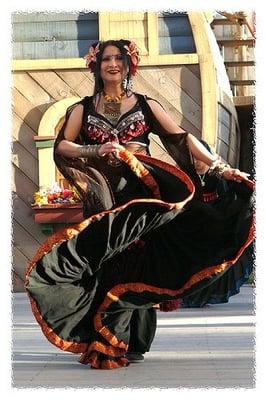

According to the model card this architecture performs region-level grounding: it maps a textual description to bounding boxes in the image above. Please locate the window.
[158,12,196,54]
[217,103,231,161]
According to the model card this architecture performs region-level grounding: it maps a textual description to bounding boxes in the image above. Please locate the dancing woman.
[25,39,254,369]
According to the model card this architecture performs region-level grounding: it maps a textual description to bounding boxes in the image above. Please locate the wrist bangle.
[80,144,101,159]
[209,159,230,179]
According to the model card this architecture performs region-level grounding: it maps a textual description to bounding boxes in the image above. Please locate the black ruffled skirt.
[25,151,254,369]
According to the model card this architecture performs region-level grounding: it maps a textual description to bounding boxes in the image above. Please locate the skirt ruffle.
[25,150,254,369]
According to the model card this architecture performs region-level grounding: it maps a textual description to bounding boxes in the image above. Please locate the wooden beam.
[217,11,248,23]
[217,39,255,47]
[12,53,199,71]
[233,96,255,106]
[204,12,214,24]
[230,80,255,86]
[188,12,218,148]
[211,19,239,26]
[34,135,55,141]
[98,13,110,41]
[12,58,84,71]
[140,54,199,65]
[38,147,56,187]
[224,60,255,67]
[147,12,159,56]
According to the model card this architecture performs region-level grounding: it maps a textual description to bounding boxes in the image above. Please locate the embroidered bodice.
[82,100,151,147]
[54,93,194,213]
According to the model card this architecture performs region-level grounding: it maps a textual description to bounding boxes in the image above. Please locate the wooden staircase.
[211,11,255,106]
[211,12,255,174]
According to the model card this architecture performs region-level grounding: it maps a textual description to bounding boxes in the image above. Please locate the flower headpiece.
[84,42,100,73]
[84,40,140,75]
[123,41,140,76]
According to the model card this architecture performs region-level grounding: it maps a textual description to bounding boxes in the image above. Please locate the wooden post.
[147,13,159,56]
[98,13,110,41]
[236,24,249,97]
[188,12,218,148]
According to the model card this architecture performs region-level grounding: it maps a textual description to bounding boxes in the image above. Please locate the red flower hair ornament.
[84,42,100,73]
[84,41,140,76]
[123,41,140,75]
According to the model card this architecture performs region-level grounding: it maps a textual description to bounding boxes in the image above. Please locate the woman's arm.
[147,99,250,182]
[56,104,125,158]
[55,104,86,157]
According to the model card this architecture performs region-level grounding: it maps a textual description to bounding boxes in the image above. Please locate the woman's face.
[100,45,129,85]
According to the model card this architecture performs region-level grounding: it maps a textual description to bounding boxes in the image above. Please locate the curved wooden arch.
[36,97,80,188]
[38,97,80,136]
[188,12,218,148]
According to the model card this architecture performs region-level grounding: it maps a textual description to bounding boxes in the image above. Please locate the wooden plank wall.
[100,12,148,54]
[12,12,99,60]
[12,64,201,292]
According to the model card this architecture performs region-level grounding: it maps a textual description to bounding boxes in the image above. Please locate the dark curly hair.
[88,39,134,95]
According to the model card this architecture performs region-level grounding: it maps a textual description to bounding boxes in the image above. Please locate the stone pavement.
[12,286,255,389]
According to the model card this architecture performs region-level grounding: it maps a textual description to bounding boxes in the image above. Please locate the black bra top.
[82,95,152,147]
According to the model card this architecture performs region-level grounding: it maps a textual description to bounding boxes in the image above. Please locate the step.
[212,19,240,26]
[233,96,255,106]
[217,39,255,47]
[225,60,255,67]
[230,79,255,86]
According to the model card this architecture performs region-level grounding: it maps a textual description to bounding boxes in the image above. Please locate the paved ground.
[12,286,255,389]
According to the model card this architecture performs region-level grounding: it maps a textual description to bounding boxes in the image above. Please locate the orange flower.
[124,41,140,75]
[84,42,100,72]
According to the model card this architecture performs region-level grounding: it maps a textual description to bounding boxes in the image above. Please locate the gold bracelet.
[209,159,230,179]
[80,145,101,159]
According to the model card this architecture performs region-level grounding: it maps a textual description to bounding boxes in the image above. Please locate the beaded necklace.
[102,90,126,125]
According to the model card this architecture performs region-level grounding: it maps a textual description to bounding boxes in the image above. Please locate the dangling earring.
[126,76,133,92]
[122,78,128,91]
[122,75,133,92]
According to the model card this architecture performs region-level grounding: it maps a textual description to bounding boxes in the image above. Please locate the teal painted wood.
[11,12,98,23]
[158,12,196,54]
[217,138,229,161]
[219,104,231,128]
[12,12,99,60]
[40,223,54,235]
[35,140,54,148]
[218,121,230,145]
[159,36,196,54]
[158,14,194,37]
[13,39,97,60]
[12,20,99,42]
[217,103,232,161]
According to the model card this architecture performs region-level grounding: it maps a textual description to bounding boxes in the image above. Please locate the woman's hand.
[222,167,250,183]
[98,141,125,157]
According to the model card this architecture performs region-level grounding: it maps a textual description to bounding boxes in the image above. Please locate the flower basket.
[31,203,83,224]
[31,184,84,224]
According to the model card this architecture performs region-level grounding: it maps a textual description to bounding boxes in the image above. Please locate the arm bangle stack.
[209,159,230,179]
[80,144,101,159]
